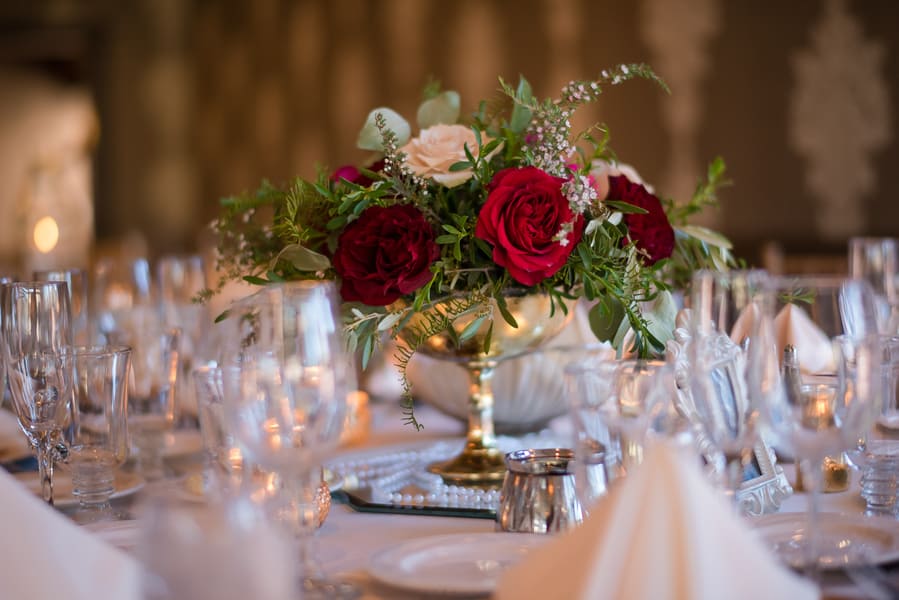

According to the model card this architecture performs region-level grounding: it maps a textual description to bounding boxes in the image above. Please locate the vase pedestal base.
[427,445,507,488]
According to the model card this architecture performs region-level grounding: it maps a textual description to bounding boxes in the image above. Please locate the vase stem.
[427,360,507,486]
[466,363,496,452]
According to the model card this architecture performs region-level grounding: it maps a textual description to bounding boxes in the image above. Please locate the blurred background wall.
[0,0,896,274]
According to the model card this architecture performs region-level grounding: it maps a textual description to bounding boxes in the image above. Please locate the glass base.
[773,531,884,570]
[301,576,360,600]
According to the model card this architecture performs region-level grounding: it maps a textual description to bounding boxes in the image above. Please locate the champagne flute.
[220,281,353,599]
[2,281,73,505]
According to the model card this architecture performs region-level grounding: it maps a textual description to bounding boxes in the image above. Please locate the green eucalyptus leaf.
[509,77,533,133]
[588,297,625,343]
[377,311,404,332]
[495,296,519,328]
[357,108,411,151]
[273,244,331,272]
[677,225,733,249]
[417,91,461,129]
[642,289,677,348]
[448,161,472,172]
[361,336,375,370]
[458,315,487,342]
[605,200,648,215]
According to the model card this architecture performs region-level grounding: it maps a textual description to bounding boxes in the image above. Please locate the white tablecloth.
[3,402,895,599]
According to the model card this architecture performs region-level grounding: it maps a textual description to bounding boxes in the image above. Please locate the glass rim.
[563,357,667,376]
[67,344,132,357]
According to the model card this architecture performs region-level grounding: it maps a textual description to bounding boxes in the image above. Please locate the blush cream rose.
[400,124,491,188]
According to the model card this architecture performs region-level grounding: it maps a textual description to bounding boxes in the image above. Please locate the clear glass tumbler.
[66,345,132,520]
[106,307,181,480]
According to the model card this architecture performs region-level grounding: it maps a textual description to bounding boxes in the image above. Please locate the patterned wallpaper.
[7,0,896,264]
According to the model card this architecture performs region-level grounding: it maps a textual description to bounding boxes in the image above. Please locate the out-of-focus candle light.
[33,216,59,254]
[341,390,371,445]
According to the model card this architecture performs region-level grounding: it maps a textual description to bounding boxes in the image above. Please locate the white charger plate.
[368,532,545,595]
[751,513,899,569]
[14,470,145,509]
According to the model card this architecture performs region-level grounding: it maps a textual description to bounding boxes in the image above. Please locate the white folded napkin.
[728,300,761,346]
[0,468,141,600]
[773,303,835,374]
[494,441,818,600]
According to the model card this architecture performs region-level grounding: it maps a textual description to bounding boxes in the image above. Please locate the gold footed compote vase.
[409,294,572,487]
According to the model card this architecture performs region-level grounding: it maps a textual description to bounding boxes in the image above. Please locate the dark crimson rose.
[608,175,675,265]
[330,159,385,188]
[333,204,439,305]
[475,166,585,286]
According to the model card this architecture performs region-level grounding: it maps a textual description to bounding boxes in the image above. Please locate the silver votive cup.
[497,448,583,534]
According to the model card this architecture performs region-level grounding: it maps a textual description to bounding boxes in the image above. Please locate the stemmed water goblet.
[220,281,353,599]
[1,281,73,505]
[686,269,768,506]
[105,307,181,481]
[755,275,882,573]
[565,357,677,511]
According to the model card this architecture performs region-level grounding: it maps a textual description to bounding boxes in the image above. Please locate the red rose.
[609,175,674,265]
[330,159,385,188]
[475,167,585,286]
[333,204,439,305]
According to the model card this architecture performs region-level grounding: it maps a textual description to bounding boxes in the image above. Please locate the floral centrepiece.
[209,63,735,428]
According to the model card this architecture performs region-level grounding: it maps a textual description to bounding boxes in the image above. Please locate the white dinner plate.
[14,470,146,509]
[368,532,546,595]
[751,513,899,569]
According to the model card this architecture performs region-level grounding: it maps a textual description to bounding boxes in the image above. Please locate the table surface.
[9,401,899,599]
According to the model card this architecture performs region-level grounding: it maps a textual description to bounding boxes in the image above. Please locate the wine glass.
[687,270,768,505]
[1,281,73,505]
[756,276,881,573]
[0,275,14,409]
[92,256,155,342]
[565,357,677,511]
[220,281,353,599]
[157,254,210,425]
[33,268,90,345]
[849,237,899,334]
[105,306,181,480]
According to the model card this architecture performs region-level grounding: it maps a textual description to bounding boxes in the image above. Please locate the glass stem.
[284,467,322,581]
[725,456,744,512]
[801,456,823,582]
[37,434,55,506]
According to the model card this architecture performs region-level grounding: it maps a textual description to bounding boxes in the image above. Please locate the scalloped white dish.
[368,532,545,595]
